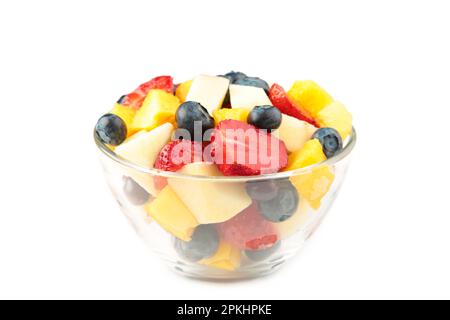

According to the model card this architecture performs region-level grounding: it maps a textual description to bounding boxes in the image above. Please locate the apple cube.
[272,114,317,153]
[230,84,272,110]
[185,75,230,115]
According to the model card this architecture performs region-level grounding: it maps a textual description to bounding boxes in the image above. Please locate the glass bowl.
[94,128,356,280]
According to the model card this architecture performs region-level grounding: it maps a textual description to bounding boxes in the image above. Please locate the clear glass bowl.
[94,128,356,280]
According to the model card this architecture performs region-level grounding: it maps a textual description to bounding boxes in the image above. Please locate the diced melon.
[287,81,333,118]
[199,241,241,271]
[130,89,180,133]
[168,163,252,224]
[185,75,230,115]
[175,79,193,103]
[316,101,353,140]
[229,84,272,110]
[145,186,199,241]
[212,108,250,125]
[272,114,317,153]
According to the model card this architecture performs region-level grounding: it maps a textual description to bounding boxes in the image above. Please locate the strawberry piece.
[217,204,278,250]
[269,83,318,127]
[154,140,203,190]
[121,76,174,110]
[211,120,288,176]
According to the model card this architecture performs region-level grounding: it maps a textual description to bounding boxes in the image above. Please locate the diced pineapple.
[284,139,326,171]
[130,89,180,132]
[145,186,199,241]
[316,101,353,140]
[110,103,136,137]
[212,108,250,125]
[175,79,193,103]
[287,81,333,118]
[199,241,241,271]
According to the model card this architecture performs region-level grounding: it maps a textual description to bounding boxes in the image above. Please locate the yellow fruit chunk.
[291,166,335,210]
[212,108,249,125]
[287,80,333,118]
[145,186,199,241]
[285,139,326,171]
[200,241,241,271]
[110,103,136,136]
[175,79,192,102]
[130,89,180,132]
[316,101,353,140]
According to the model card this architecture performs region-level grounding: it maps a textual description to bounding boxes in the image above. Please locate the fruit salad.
[95,72,354,278]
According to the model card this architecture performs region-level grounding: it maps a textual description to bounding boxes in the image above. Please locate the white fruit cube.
[185,75,230,115]
[229,84,272,110]
[115,123,174,196]
[272,115,317,153]
[168,162,252,224]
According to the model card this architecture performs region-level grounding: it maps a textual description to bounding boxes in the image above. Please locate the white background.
[0,0,449,300]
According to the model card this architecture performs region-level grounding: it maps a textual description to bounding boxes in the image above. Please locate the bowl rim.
[94,127,356,182]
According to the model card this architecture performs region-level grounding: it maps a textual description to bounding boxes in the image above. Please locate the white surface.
[0,0,449,300]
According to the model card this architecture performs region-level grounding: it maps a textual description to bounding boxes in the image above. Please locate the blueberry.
[95,113,127,146]
[313,127,343,158]
[219,71,247,83]
[234,76,270,93]
[123,176,150,206]
[246,180,279,202]
[247,105,282,131]
[245,241,281,262]
[117,95,127,104]
[176,101,215,142]
[174,225,220,262]
[258,180,299,223]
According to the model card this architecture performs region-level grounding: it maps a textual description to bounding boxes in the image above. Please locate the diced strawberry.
[217,204,278,250]
[154,140,203,190]
[121,76,174,110]
[211,120,288,176]
[269,83,318,127]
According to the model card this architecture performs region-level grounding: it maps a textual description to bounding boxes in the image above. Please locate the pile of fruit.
[95,72,353,271]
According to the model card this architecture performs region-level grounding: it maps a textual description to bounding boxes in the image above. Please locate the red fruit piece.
[269,83,318,127]
[211,120,288,176]
[121,75,174,110]
[217,204,278,250]
[154,140,203,190]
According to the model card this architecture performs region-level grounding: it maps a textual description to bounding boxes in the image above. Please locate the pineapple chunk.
[285,139,326,171]
[316,101,353,140]
[175,79,193,103]
[185,75,230,115]
[212,108,250,125]
[145,186,199,241]
[110,103,136,136]
[130,89,180,132]
[200,241,241,271]
[230,84,271,110]
[287,81,333,118]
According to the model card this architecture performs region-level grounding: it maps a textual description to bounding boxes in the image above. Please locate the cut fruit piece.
[287,81,333,118]
[110,103,136,137]
[284,139,326,172]
[273,199,314,240]
[291,165,335,209]
[168,162,252,224]
[212,120,288,176]
[120,76,174,110]
[115,123,173,195]
[316,101,353,140]
[145,186,199,241]
[130,89,180,133]
[199,241,241,271]
[175,79,193,103]
[229,84,272,110]
[217,204,278,250]
[272,114,317,153]
[185,75,230,115]
[212,108,250,125]
[269,83,317,126]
